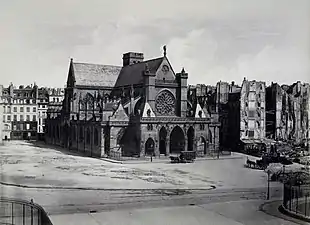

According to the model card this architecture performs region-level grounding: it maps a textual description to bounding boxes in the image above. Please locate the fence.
[283,183,310,218]
[109,150,122,161]
[0,197,53,225]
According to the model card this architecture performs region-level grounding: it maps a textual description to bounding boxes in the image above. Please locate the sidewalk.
[260,200,309,225]
[49,204,244,225]
[101,153,243,164]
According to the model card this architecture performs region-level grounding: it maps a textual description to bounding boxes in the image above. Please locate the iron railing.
[283,183,310,218]
[0,197,53,225]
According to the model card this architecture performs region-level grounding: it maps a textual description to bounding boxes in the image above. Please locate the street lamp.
[267,170,271,200]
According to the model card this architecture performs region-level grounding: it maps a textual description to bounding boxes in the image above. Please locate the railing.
[283,183,310,218]
[109,150,122,161]
[0,197,53,225]
[155,79,178,85]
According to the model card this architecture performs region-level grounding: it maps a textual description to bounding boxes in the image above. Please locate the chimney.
[122,52,144,67]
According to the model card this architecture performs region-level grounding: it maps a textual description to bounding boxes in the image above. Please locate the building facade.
[266,81,310,149]
[0,85,3,144]
[45,49,220,158]
[1,83,38,140]
[36,88,64,140]
[240,79,266,140]
[0,84,64,140]
[209,79,266,153]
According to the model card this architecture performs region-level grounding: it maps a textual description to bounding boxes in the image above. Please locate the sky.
[0,0,309,88]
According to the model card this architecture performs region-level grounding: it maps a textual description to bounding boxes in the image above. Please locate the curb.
[279,204,310,223]
[260,200,310,225]
[0,181,216,191]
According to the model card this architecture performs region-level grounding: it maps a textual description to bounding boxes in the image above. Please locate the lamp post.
[267,170,271,200]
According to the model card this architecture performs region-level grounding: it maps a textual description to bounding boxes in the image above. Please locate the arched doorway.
[145,138,155,156]
[197,136,207,155]
[159,127,167,155]
[187,126,195,151]
[170,126,185,154]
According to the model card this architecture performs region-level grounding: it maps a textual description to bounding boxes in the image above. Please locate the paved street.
[0,141,304,224]
[1,184,300,225]
[0,141,283,190]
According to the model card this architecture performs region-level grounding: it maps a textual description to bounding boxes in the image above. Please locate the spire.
[181,67,185,74]
[163,45,167,57]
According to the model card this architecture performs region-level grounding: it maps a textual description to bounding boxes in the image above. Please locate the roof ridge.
[73,62,122,68]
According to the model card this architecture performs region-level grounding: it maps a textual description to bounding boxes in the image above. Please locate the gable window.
[147,124,153,131]
[147,109,151,117]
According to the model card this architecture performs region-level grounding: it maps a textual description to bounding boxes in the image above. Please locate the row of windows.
[3,106,37,113]
[11,99,36,104]
[48,126,100,146]
[3,115,36,122]
[12,124,36,131]
[146,124,206,131]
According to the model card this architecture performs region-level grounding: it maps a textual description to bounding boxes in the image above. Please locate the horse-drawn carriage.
[170,151,196,163]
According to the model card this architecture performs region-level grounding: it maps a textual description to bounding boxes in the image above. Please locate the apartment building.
[266,81,310,149]
[1,83,64,140]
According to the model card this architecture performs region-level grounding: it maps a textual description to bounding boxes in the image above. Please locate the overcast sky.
[0,0,309,88]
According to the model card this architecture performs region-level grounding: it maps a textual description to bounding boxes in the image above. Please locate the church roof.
[114,57,164,87]
[72,62,122,87]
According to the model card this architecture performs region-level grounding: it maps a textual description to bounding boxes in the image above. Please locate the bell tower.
[176,68,188,117]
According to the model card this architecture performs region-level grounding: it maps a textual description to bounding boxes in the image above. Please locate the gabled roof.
[72,62,122,87]
[194,103,207,118]
[114,57,164,87]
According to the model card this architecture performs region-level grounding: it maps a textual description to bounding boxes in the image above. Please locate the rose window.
[155,90,175,116]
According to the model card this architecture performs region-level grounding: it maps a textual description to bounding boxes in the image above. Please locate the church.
[45,47,220,159]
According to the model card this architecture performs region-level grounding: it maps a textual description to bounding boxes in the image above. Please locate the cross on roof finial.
[163,45,167,57]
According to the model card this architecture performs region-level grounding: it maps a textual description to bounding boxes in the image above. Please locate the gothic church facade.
[45,48,220,158]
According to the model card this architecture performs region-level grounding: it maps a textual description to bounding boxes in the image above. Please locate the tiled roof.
[73,63,122,87]
[114,57,164,87]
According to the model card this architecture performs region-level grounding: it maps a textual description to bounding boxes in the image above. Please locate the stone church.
[45,47,220,158]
